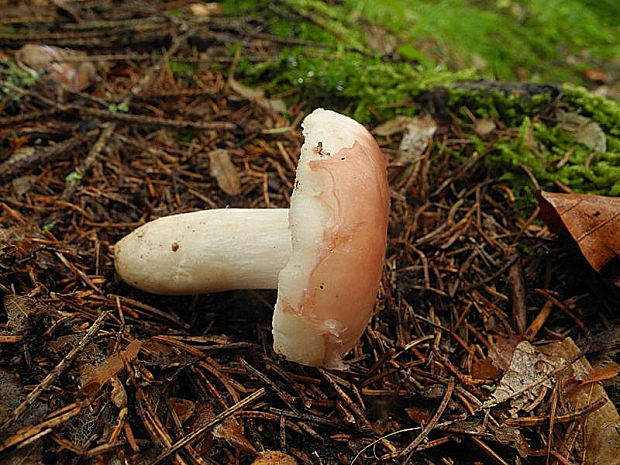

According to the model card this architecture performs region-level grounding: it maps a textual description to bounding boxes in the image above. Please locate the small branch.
[318,369,373,432]
[508,257,527,335]
[503,397,607,426]
[0,109,59,126]
[59,124,116,202]
[148,388,266,465]
[73,106,237,130]
[461,254,519,292]
[0,403,83,454]
[0,135,90,184]
[240,358,297,407]
[0,311,110,432]
[381,377,455,460]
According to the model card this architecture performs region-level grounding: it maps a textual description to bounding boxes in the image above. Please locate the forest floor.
[0,1,618,465]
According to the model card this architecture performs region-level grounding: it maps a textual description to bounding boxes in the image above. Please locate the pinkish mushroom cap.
[272,109,389,368]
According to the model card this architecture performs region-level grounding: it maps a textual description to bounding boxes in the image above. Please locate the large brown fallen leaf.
[16,44,96,92]
[541,338,620,465]
[536,190,620,283]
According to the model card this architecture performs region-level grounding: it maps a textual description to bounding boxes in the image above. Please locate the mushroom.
[115,109,390,368]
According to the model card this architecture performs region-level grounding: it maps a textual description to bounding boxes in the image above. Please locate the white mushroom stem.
[114,208,291,294]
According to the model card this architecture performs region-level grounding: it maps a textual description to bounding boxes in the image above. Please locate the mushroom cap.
[272,109,390,368]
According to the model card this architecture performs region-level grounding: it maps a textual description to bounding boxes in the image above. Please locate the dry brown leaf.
[189,402,256,455]
[541,338,620,465]
[373,114,437,164]
[7,146,35,165]
[81,339,142,395]
[109,375,127,408]
[16,44,96,92]
[168,397,195,424]
[396,113,437,165]
[3,294,39,333]
[213,417,257,455]
[228,78,286,114]
[484,340,558,414]
[373,115,415,136]
[405,405,430,424]
[251,451,297,465]
[488,424,530,458]
[0,367,48,439]
[583,68,610,83]
[536,191,620,276]
[585,362,620,383]
[557,110,606,153]
[473,118,496,136]
[564,363,620,396]
[11,175,38,198]
[0,444,42,465]
[188,2,221,16]
[487,335,521,372]
[375,114,437,196]
[471,357,501,380]
[208,149,241,196]
[363,24,398,55]
[0,368,22,426]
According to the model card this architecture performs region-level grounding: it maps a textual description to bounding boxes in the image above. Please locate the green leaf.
[65,171,82,183]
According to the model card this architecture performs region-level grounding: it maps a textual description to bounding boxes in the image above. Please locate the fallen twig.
[381,377,455,461]
[0,311,110,432]
[149,388,266,465]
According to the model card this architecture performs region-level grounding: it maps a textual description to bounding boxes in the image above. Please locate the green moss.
[430,84,619,211]
[167,8,184,17]
[168,58,195,79]
[246,49,478,122]
[1,25,16,37]
[448,87,555,125]
[174,132,196,143]
[221,0,618,209]
[344,0,617,83]
[474,100,618,210]
[0,59,39,99]
[224,0,617,85]
[562,84,620,135]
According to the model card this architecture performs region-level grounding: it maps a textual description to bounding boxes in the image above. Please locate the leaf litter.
[208,149,242,196]
[0,2,618,464]
[537,190,620,285]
